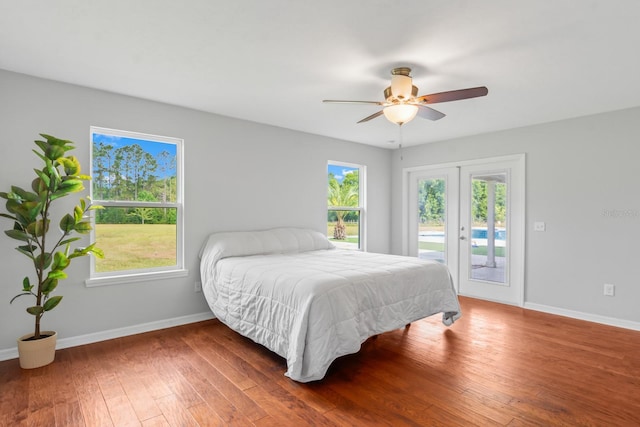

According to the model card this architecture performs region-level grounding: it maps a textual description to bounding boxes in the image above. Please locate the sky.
[92,132,177,177]
[328,164,357,183]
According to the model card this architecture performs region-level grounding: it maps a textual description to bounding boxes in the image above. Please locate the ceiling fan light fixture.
[383,103,419,125]
[390,74,413,99]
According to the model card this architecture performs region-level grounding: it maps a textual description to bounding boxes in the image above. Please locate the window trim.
[327,160,366,251]
[86,126,186,286]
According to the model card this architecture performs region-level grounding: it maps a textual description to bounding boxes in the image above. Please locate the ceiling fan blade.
[323,100,384,105]
[416,86,488,104]
[417,105,446,121]
[357,110,384,123]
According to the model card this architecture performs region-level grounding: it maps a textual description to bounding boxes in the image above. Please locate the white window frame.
[327,160,366,251]
[86,126,187,286]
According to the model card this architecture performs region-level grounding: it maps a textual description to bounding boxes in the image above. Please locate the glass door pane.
[468,173,507,284]
[417,177,446,263]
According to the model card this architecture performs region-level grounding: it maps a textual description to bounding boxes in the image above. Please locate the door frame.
[402,154,526,306]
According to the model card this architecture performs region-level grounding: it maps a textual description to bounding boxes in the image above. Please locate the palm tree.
[328,177,358,240]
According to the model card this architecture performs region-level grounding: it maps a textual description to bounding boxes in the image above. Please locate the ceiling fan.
[323,67,488,126]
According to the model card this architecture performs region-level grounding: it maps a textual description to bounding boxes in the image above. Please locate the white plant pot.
[17,331,57,369]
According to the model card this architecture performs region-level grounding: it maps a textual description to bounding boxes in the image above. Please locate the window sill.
[85,268,189,287]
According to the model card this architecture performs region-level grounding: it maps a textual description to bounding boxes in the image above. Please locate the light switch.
[534,221,546,232]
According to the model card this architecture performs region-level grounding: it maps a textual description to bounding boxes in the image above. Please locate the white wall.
[390,107,640,326]
[0,70,391,353]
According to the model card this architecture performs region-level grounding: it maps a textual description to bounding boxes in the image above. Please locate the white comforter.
[199,228,461,382]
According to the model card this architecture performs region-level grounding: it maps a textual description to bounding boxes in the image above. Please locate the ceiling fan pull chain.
[398,124,404,161]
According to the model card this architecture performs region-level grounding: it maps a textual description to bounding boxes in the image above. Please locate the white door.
[405,155,525,306]
[407,167,459,287]
[458,158,525,305]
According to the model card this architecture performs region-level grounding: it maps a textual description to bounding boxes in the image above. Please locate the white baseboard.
[524,302,640,331]
[3,304,636,362]
[0,311,215,362]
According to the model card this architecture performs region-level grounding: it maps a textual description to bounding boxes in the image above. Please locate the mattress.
[199,228,461,382]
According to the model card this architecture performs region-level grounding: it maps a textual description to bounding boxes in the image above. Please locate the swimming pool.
[420,228,506,240]
[472,228,506,240]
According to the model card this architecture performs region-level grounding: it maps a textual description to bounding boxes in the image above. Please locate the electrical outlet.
[194,281,202,293]
[603,283,615,296]
[534,221,546,232]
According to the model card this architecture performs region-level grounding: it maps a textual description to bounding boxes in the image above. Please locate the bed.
[199,227,461,382]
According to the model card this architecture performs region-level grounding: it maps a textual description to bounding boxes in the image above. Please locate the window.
[327,161,365,250]
[88,127,185,285]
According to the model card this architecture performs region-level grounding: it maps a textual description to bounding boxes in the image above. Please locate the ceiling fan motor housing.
[386,67,418,101]
[384,84,419,102]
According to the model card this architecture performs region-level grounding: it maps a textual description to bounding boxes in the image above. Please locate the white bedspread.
[199,228,461,382]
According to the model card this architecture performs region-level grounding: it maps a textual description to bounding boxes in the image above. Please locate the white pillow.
[199,227,334,265]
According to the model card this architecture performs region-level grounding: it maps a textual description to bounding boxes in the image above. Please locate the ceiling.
[2,1,640,148]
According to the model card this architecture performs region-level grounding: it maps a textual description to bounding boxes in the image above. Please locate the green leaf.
[34,169,51,187]
[59,156,80,176]
[5,198,21,214]
[47,270,67,280]
[89,204,104,211]
[60,213,75,233]
[91,246,105,259]
[26,306,44,316]
[51,179,84,200]
[74,221,93,234]
[41,278,58,294]
[15,246,36,260]
[11,186,38,202]
[69,243,103,259]
[5,229,30,242]
[34,139,48,154]
[59,237,80,246]
[73,205,83,223]
[45,144,66,160]
[43,296,63,312]
[42,134,74,149]
[52,251,70,271]
[26,219,49,237]
[46,160,61,188]
[31,177,43,193]
[60,178,83,187]
[22,276,32,291]
[60,178,84,192]
[35,252,53,270]
[24,200,43,221]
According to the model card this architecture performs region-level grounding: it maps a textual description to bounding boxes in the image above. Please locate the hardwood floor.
[1,296,639,426]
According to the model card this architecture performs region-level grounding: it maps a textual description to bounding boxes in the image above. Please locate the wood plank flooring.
[1,296,639,426]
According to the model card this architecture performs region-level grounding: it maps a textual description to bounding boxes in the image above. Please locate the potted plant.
[0,134,103,368]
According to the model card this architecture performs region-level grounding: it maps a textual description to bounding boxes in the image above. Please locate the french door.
[405,155,525,306]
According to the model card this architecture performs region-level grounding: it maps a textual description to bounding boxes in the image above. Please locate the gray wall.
[2,67,638,355]
[390,107,640,325]
[0,70,391,352]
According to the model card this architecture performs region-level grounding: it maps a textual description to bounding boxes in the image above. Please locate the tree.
[418,179,445,225]
[0,134,103,339]
[328,173,359,240]
[92,142,114,200]
[128,191,157,224]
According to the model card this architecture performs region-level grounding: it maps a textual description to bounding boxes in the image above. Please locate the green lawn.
[419,241,505,257]
[95,224,176,272]
[95,223,502,272]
